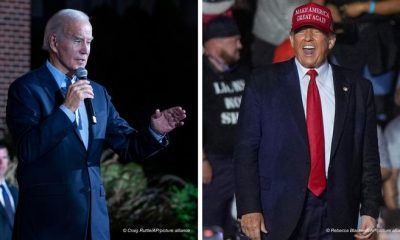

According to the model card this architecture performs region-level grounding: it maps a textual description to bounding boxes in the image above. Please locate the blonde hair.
[42,9,89,51]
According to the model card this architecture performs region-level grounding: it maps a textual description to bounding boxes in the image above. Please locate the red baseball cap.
[291,3,333,33]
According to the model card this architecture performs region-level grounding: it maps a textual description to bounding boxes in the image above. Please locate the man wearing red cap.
[234,2,381,240]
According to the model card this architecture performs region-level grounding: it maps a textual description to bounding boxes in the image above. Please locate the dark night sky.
[31,0,198,183]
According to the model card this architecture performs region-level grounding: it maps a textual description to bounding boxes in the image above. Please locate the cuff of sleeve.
[60,105,76,122]
[148,126,166,143]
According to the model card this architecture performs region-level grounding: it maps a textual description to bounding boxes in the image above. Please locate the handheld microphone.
[75,67,97,125]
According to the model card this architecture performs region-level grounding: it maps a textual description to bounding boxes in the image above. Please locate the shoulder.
[248,60,294,87]
[10,65,48,90]
[8,184,18,192]
[8,66,52,100]
[331,64,370,85]
[88,79,108,96]
[331,63,373,93]
[252,60,291,77]
[5,182,18,193]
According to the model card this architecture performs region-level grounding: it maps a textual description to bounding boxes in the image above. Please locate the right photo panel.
[202,0,400,239]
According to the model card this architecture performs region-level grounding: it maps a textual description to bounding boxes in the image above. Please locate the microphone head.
[75,67,88,79]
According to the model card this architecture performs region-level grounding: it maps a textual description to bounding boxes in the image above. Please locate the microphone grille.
[75,67,88,79]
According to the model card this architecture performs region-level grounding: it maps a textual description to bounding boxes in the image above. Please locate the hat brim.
[291,23,333,34]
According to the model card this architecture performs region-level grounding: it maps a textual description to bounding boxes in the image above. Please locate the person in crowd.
[202,0,235,25]
[321,0,400,124]
[6,9,186,240]
[378,125,398,210]
[203,16,249,239]
[0,142,17,240]
[251,0,309,68]
[235,3,381,239]
[385,87,400,208]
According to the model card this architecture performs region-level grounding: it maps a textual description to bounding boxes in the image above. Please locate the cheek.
[293,42,303,53]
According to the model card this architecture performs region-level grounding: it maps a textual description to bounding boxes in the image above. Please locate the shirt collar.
[46,60,69,89]
[294,58,329,79]
[0,179,6,187]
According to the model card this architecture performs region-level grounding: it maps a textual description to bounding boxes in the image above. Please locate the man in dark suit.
[6,9,186,240]
[0,142,18,240]
[234,3,381,240]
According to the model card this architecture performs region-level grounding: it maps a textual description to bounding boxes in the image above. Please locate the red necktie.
[306,69,326,196]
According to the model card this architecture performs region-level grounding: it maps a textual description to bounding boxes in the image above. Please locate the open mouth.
[303,45,315,56]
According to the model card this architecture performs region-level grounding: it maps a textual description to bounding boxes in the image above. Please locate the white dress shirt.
[295,59,336,177]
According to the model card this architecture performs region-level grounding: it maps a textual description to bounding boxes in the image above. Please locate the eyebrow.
[72,35,94,41]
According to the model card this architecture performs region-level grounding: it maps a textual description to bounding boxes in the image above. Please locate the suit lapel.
[0,202,8,222]
[38,65,86,149]
[330,65,351,161]
[0,183,16,226]
[281,59,308,147]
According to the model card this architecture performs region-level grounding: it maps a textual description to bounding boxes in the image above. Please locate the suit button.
[87,187,91,192]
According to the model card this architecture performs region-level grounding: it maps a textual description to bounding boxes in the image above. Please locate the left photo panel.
[0,1,197,240]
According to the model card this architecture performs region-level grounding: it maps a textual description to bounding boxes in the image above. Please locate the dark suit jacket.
[6,64,167,240]
[0,183,18,240]
[234,59,382,240]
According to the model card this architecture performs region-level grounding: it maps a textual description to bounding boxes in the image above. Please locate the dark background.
[30,0,198,183]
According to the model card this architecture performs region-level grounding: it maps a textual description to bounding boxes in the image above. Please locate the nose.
[304,29,313,41]
[80,42,90,55]
[237,40,243,49]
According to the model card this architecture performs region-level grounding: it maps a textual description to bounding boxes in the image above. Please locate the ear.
[289,33,294,49]
[49,34,58,53]
[328,34,336,50]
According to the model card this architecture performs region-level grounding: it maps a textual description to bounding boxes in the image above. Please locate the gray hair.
[42,9,90,51]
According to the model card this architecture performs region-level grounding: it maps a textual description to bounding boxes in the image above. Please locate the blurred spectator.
[377,209,400,240]
[322,0,400,124]
[0,141,17,240]
[203,0,256,67]
[378,125,398,210]
[384,88,400,207]
[203,0,235,25]
[251,0,308,67]
[272,38,295,63]
[203,16,249,239]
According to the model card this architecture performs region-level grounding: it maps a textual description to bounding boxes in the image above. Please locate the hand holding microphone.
[75,67,97,124]
[63,67,96,124]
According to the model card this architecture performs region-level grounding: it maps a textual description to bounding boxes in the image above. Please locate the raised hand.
[150,106,186,135]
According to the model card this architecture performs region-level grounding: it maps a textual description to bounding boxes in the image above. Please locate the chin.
[301,60,318,68]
